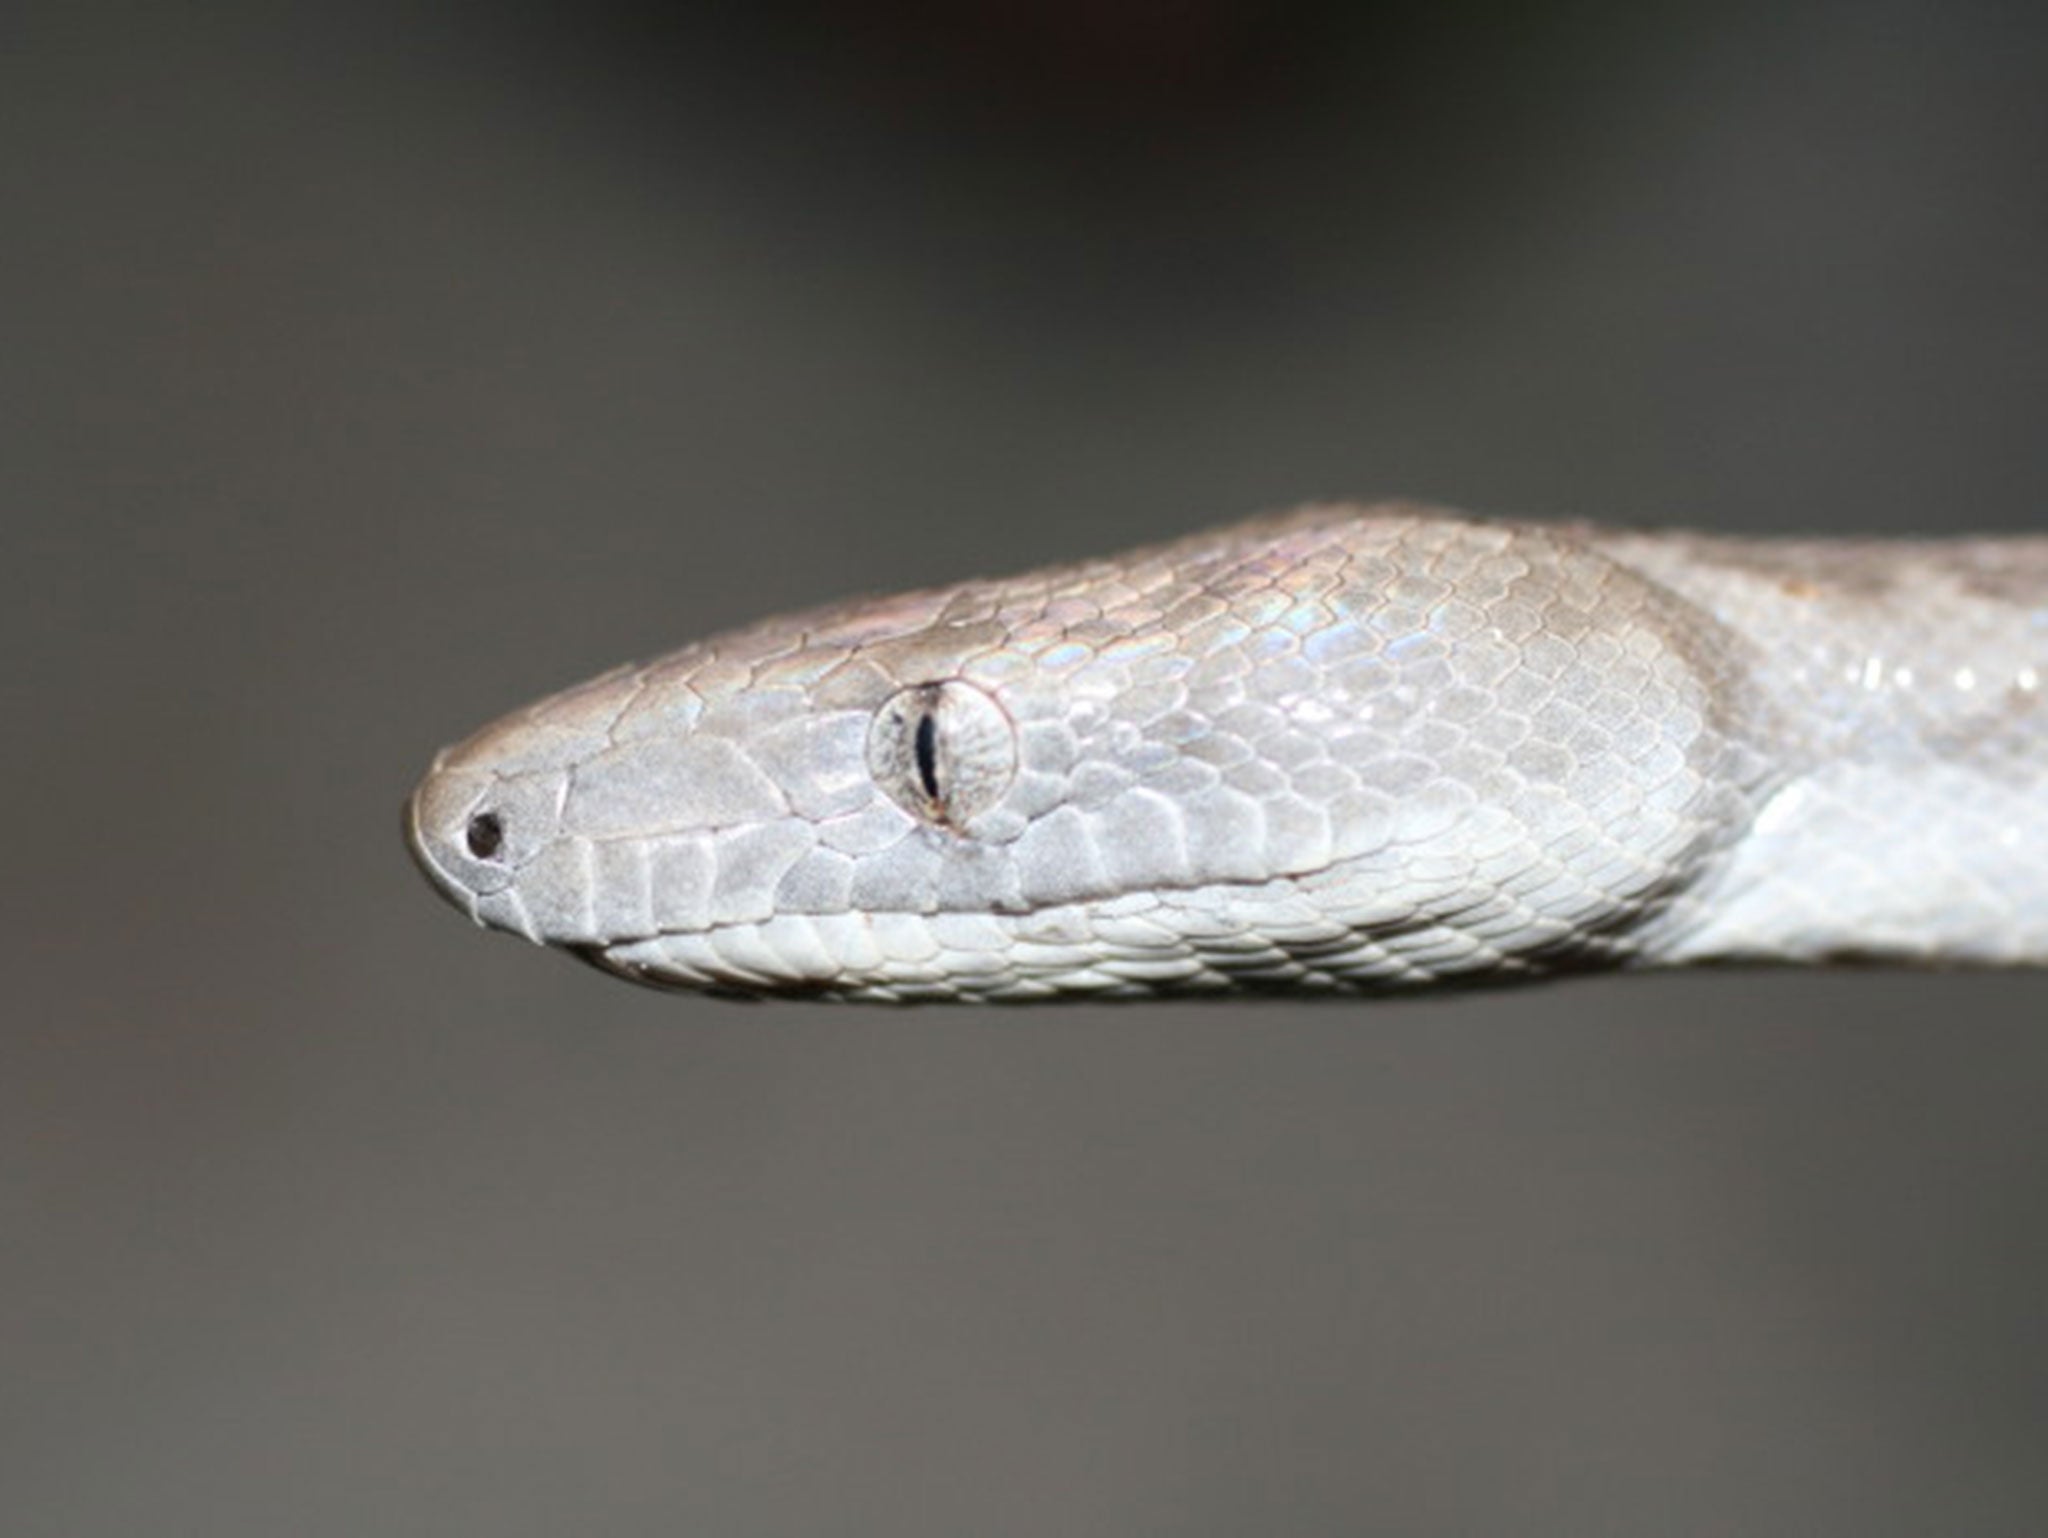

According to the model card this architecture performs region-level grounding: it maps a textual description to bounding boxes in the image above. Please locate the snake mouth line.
[550,873,1634,1002]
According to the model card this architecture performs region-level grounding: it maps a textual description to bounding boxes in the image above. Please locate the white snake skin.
[405,505,2048,1001]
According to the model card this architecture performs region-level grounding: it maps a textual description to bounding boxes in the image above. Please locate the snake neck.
[1593,530,2048,969]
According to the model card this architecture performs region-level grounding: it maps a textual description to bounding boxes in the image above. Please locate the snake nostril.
[465,811,505,860]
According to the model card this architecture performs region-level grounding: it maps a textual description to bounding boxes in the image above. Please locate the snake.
[405,503,2048,1001]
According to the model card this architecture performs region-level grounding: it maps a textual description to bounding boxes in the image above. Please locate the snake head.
[407,507,1762,1000]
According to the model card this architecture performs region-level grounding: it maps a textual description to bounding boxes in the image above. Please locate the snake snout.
[404,769,503,925]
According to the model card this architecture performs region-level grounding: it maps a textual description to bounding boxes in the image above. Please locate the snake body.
[406,504,2048,1000]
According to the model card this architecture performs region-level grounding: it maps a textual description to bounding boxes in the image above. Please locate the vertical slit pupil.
[913,711,941,802]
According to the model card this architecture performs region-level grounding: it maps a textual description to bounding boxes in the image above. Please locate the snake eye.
[868,680,1016,829]
[465,811,505,860]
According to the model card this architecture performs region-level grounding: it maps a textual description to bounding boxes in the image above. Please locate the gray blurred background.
[9,1,2048,1532]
